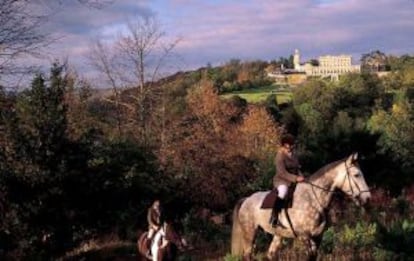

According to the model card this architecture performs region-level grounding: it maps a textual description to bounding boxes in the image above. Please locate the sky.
[26,0,414,84]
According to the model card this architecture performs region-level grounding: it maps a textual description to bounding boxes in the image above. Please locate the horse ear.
[352,152,358,161]
[346,153,358,165]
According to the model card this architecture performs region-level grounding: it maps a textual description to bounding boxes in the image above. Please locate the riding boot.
[146,232,154,257]
[269,197,286,228]
[146,239,152,257]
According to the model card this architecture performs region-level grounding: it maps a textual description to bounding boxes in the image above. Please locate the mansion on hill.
[268,49,361,83]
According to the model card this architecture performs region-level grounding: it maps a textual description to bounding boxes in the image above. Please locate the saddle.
[147,228,167,257]
[260,184,296,209]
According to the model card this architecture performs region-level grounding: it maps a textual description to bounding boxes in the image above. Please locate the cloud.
[161,0,414,68]
[34,1,154,79]
[9,0,414,86]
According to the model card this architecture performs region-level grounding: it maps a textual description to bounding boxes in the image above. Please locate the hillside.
[1,55,414,260]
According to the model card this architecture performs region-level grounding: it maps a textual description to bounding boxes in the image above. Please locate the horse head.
[164,221,187,252]
[334,153,371,206]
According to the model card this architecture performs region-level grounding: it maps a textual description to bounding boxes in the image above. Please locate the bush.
[223,253,242,261]
[338,222,378,249]
[320,227,335,253]
[379,219,414,257]
[181,210,230,251]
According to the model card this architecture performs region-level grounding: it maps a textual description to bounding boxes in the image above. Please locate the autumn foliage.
[1,55,414,259]
[158,80,280,208]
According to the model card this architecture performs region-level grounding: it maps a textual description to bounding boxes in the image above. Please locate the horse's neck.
[299,171,337,211]
[154,227,166,244]
[160,225,167,236]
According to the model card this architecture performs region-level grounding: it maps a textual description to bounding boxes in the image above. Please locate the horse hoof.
[267,252,277,261]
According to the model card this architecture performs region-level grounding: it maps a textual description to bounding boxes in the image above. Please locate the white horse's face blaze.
[337,153,371,205]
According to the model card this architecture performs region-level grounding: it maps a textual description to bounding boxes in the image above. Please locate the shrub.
[338,222,378,249]
[320,227,335,253]
[223,253,242,261]
[181,210,230,251]
[379,219,414,257]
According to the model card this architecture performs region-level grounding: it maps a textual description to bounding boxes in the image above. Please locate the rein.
[344,160,371,195]
[303,180,337,193]
[300,160,370,215]
[303,160,370,195]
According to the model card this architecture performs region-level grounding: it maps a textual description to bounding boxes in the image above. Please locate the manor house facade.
[293,49,361,78]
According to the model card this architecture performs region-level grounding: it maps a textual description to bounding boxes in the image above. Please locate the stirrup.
[270,216,286,228]
[275,220,287,229]
[269,216,280,228]
[269,217,276,227]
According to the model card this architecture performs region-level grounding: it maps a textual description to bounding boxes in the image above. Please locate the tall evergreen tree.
[0,64,73,258]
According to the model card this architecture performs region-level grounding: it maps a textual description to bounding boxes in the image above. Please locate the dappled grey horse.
[231,153,371,260]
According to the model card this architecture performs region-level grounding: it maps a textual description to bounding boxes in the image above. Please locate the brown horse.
[231,153,371,261]
[137,221,186,261]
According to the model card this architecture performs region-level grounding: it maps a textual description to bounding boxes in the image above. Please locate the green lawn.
[221,85,292,104]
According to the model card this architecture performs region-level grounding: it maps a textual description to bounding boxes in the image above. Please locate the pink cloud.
[5,0,413,86]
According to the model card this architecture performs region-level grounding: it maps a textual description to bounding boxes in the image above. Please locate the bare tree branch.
[0,0,115,84]
[0,0,50,76]
[76,0,115,9]
[88,15,180,146]
[89,39,124,136]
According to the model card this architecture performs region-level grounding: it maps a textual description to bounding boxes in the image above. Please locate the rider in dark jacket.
[270,134,304,227]
[147,200,163,239]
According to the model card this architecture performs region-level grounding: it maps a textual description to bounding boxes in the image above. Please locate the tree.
[334,73,385,117]
[64,71,102,140]
[3,63,69,182]
[90,15,180,146]
[386,55,414,90]
[289,75,386,172]
[277,56,294,69]
[293,79,335,121]
[0,0,114,83]
[0,64,74,258]
[73,0,114,8]
[367,92,414,191]
[361,50,389,73]
[89,40,124,136]
[0,63,167,258]
[368,94,414,167]
[158,80,280,208]
[0,0,48,76]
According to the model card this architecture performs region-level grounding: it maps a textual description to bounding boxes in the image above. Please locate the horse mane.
[307,158,346,182]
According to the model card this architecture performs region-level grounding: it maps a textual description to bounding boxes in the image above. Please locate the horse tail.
[231,197,246,255]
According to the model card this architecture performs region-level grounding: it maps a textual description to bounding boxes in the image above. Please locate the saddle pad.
[261,189,278,209]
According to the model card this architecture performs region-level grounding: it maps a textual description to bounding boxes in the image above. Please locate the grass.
[220,84,292,104]
[59,239,137,261]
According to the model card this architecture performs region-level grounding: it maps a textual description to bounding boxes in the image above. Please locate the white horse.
[231,153,371,260]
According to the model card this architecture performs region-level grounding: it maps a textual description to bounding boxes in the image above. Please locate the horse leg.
[155,248,162,261]
[241,227,257,261]
[137,233,151,260]
[305,236,321,261]
[267,235,282,261]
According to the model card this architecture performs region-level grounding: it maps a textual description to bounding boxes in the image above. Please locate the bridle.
[304,159,370,199]
[343,160,371,197]
[344,160,359,196]
[285,158,371,239]
[164,222,185,251]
